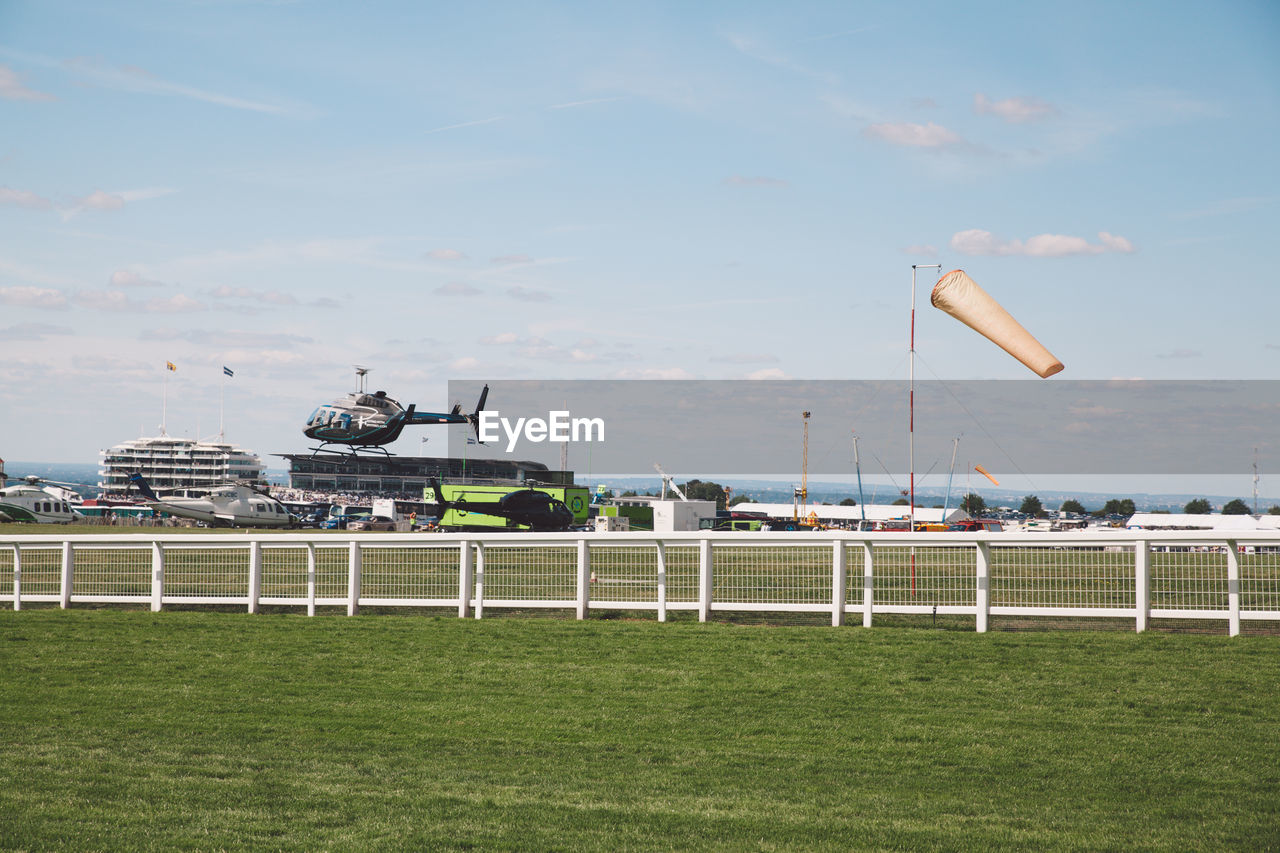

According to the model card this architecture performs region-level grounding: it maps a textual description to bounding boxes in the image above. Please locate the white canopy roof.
[1127,512,1280,531]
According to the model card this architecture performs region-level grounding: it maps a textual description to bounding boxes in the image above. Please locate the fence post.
[698,538,712,622]
[862,542,874,627]
[1134,538,1149,633]
[831,539,846,627]
[655,541,667,623]
[975,540,990,633]
[306,542,316,617]
[474,543,485,620]
[576,539,590,620]
[60,541,72,609]
[12,544,20,612]
[347,542,361,616]
[1225,540,1240,637]
[458,540,473,618]
[248,541,262,614]
[151,541,165,612]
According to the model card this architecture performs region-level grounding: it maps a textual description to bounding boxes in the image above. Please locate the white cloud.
[0,186,53,209]
[864,121,963,148]
[209,285,298,305]
[74,290,206,313]
[60,186,175,221]
[141,328,313,347]
[145,294,206,313]
[0,322,73,341]
[613,367,695,379]
[949,229,1137,257]
[746,367,790,379]
[710,353,780,364]
[491,254,532,265]
[434,282,482,296]
[110,269,165,288]
[64,57,295,115]
[0,285,68,309]
[723,31,838,85]
[74,290,136,312]
[507,285,552,302]
[973,93,1058,123]
[1098,232,1134,253]
[482,332,520,345]
[423,116,503,135]
[80,189,125,211]
[427,248,467,260]
[219,348,310,367]
[0,64,55,101]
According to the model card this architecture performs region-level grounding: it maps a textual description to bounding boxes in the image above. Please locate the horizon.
[7,459,1276,511]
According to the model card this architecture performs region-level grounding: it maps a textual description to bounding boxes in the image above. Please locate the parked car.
[323,512,370,530]
[346,515,397,531]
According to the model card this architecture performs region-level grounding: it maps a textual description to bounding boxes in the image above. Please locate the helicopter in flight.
[0,470,84,524]
[304,367,489,454]
[129,473,296,528]
[427,479,575,531]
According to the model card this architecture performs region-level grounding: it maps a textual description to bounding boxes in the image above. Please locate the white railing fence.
[2,530,1278,634]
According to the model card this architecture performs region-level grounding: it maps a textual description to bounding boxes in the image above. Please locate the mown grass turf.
[1,611,1277,851]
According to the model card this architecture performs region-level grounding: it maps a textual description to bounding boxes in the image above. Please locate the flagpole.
[219,367,225,439]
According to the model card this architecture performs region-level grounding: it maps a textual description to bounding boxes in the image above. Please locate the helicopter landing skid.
[307,444,396,460]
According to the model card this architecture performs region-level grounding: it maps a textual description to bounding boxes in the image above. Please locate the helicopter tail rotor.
[468,384,490,443]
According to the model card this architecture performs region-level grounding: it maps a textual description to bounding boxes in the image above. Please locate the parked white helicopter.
[0,475,84,524]
[129,473,296,528]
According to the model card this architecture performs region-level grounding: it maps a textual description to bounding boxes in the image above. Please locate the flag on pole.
[166,361,176,372]
[223,366,234,378]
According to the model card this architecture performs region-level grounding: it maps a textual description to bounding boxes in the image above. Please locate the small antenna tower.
[794,411,810,522]
[1254,446,1260,515]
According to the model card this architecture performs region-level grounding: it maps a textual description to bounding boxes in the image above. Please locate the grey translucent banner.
[446,380,1278,476]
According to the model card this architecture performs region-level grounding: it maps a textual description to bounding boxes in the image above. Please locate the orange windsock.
[931,270,1064,378]
[974,465,999,486]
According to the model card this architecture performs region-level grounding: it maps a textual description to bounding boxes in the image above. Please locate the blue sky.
[1,0,1277,493]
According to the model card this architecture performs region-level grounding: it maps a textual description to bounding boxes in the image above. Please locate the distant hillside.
[590,476,1278,514]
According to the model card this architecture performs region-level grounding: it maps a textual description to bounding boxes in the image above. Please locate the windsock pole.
[910,264,941,596]
[909,264,941,526]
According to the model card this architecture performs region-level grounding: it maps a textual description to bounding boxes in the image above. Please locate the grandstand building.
[99,435,266,493]
[278,453,571,494]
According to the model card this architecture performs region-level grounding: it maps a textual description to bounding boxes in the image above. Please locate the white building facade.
[99,436,265,494]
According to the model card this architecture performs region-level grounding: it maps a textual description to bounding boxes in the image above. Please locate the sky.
[1,0,1278,496]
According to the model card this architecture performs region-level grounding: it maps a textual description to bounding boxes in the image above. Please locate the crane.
[653,463,688,501]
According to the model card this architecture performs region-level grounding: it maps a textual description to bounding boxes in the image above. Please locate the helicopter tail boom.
[128,472,160,503]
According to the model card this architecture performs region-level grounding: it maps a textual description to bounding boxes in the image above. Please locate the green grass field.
[1,611,1277,850]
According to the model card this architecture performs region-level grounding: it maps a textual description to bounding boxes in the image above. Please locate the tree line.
[618,483,1280,517]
